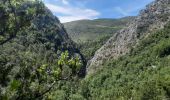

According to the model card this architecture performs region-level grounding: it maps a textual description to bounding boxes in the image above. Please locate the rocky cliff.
[87,0,170,75]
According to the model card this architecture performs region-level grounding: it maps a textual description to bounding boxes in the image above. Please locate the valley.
[1,0,170,100]
[64,17,134,60]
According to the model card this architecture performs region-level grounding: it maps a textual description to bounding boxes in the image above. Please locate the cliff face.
[87,0,170,75]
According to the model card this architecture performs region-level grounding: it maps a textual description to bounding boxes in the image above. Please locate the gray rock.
[87,0,170,75]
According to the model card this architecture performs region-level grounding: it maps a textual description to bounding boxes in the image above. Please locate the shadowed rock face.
[87,0,170,75]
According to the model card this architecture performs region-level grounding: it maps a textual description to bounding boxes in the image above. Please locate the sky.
[43,0,154,23]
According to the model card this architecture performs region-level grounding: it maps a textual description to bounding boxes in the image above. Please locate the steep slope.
[64,17,134,43]
[76,22,170,100]
[78,35,111,61]
[64,17,135,61]
[48,19,170,100]
[88,0,170,75]
[0,0,85,99]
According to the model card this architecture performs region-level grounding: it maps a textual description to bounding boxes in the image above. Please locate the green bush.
[74,22,170,99]
[153,39,170,57]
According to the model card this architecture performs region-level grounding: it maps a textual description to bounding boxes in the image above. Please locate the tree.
[0,0,83,99]
[0,0,44,45]
[2,51,82,99]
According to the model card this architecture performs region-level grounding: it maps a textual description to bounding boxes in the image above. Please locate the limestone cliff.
[87,0,170,75]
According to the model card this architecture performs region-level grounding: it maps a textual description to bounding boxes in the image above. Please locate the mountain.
[0,0,85,99]
[63,17,135,61]
[68,0,170,99]
[2,0,170,99]
[77,22,170,99]
[64,17,135,43]
[87,0,170,75]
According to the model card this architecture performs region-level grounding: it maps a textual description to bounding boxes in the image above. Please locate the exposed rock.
[87,0,170,75]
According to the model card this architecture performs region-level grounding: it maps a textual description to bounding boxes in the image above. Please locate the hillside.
[1,0,170,100]
[60,0,170,99]
[88,0,170,75]
[0,0,85,99]
[64,17,135,61]
[74,22,170,99]
[64,17,134,43]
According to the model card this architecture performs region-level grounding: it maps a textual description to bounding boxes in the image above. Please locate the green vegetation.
[64,17,135,60]
[64,17,134,43]
[1,0,170,99]
[0,0,83,99]
[0,0,41,45]
[1,51,82,99]
[78,35,112,60]
[43,22,170,100]
[74,22,170,100]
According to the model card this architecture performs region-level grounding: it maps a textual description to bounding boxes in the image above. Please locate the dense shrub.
[73,22,170,100]
[153,39,170,57]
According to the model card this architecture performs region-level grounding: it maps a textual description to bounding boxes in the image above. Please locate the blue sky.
[43,0,154,23]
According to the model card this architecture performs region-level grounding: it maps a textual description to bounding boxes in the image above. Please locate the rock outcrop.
[87,0,170,75]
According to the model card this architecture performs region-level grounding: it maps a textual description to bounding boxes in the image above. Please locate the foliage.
[0,0,44,45]
[64,17,134,43]
[2,0,170,99]
[40,22,170,100]
[0,0,83,99]
[72,22,170,100]
[64,17,134,60]
[78,35,111,60]
[0,49,82,99]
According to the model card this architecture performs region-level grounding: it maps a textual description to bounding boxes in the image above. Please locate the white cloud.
[45,3,100,23]
[59,16,94,23]
[62,0,69,5]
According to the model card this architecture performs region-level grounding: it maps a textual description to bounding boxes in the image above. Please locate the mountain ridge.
[64,17,135,43]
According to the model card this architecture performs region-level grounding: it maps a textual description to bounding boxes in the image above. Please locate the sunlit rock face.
[87,0,170,75]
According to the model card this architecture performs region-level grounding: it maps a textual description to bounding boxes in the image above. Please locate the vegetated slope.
[64,17,134,43]
[46,20,170,100]
[0,0,85,99]
[76,22,170,100]
[78,35,111,61]
[88,0,170,75]
[64,17,135,61]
